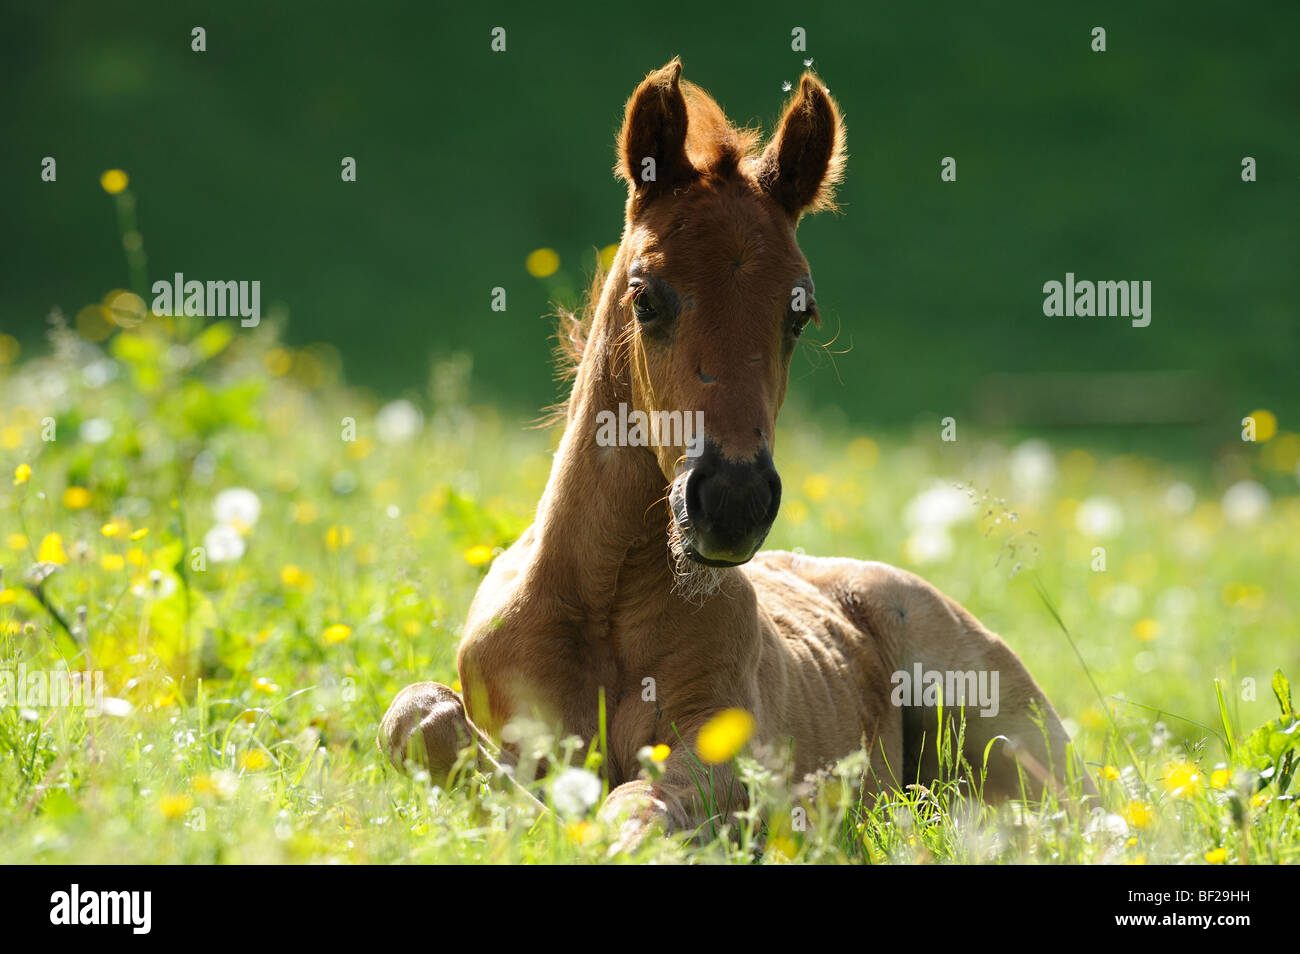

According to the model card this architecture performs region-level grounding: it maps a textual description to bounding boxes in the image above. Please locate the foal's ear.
[616,58,694,195]
[758,73,846,219]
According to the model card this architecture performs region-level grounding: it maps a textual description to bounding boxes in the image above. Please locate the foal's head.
[612,60,845,568]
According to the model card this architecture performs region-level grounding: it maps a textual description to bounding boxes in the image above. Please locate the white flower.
[132,571,178,599]
[1221,481,1269,527]
[904,526,954,565]
[903,481,975,530]
[204,524,246,562]
[1163,482,1195,515]
[551,767,602,817]
[79,418,113,444]
[376,399,424,444]
[1076,496,1123,538]
[1008,440,1056,496]
[213,488,261,528]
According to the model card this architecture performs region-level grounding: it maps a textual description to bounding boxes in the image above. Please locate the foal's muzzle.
[671,441,781,566]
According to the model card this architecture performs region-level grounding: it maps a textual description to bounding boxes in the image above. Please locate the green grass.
[0,309,1297,864]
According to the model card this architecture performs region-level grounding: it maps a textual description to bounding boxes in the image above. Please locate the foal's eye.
[630,284,658,322]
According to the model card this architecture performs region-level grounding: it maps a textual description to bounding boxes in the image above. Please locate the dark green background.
[3,2,1296,431]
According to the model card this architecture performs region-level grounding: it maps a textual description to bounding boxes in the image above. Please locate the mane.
[544,83,763,428]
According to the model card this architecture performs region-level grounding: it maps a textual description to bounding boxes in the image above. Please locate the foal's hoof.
[378,681,473,780]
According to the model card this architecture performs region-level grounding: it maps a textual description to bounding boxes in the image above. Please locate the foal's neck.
[528,280,710,621]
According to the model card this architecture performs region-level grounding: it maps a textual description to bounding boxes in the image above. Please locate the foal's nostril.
[682,444,782,563]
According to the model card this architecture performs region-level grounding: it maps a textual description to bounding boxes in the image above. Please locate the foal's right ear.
[616,58,694,195]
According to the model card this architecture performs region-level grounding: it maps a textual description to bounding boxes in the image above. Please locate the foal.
[381,60,1095,838]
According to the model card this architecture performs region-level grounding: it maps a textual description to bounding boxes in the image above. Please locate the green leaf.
[1272,670,1293,720]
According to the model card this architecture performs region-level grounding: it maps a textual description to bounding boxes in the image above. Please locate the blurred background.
[1,1,1296,448]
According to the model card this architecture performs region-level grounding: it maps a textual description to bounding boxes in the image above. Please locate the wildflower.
[129,527,149,541]
[1245,409,1277,442]
[324,524,352,551]
[1204,847,1228,864]
[100,521,123,538]
[565,820,599,845]
[463,544,494,567]
[1251,792,1270,809]
[100,169,129,194]
[1121,801,1154,829]
[525,248,560,278]
[100,553,125,571]
[376,399,423,443]
[0,588,16,605]
[1210,768,1231,790]
[291,500,319,525]
[1101,765,1121,781]
[6,533,28,550]
[213,487,261,529]
[1076,496,1124,538]
[650,743,670,762]
[322,623,351,644]
[1222,481,1269,528]
[1162,760,1203,798]
[37,533,68,565]
[62,486,92,509]
[204,524,246,562]
[13,463,31,485]
[802,473,831,502]
[279,564,310,588]
[1133,619,1160,642]
[159,793,193,820]
[696,708,755,764]
[252,677,280,695]
[551,767,602,817]
[239,749,271,771]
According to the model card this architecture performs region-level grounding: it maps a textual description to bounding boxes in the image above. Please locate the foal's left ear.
[758,73,846,220]
[616,58,695,195]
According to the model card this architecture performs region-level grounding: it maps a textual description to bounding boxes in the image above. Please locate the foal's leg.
[378,682,547,810]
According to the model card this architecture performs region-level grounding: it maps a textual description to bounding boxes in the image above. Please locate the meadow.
[1,281,1296,865]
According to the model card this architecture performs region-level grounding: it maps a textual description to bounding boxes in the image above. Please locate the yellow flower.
[129,527,149,541]
[598,244,620,271]
[37,533,68,565]
[158,793,193,820]
[565,820,599,845]
[1102,765,1121,781]
[291,500,319,525]
[1246,409,1277,443]
[650,743,671,763]
[1133,618,1160,642]
[1210,768,1231,790]
[62,486,92,509]
[0,588,17,605]
[767,835,798,861]
[239,749,271,771]
[1251,792,1270,809]
[1162,760,1203,798]
[802,473,831,502]
[463,544,494,567]
[100,169,129,194]
[6,533,28,550]
[324,524,352,551]
[100,521,123,538]
[525,248,560,278]
[13,463,31,485]
[279,564,309,588]
[1204,847,1228,864]
[126,547,147,567]
[1124,854,1148,866]
[1121,800,1154,830]
[696,708,755,764]
[153,691,176,707]
[252,677,280,695]
[100,553,125,571]
[322,623,351,644]
[451,678,462,694]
